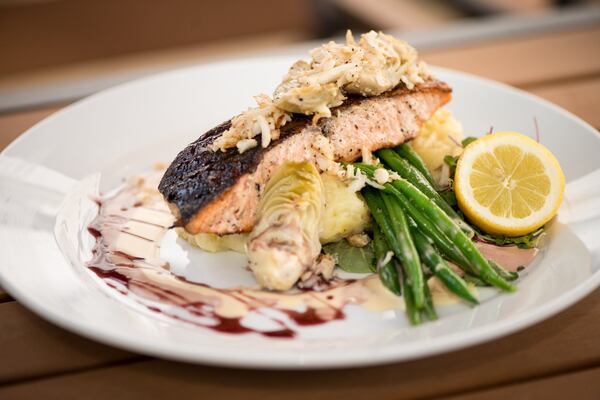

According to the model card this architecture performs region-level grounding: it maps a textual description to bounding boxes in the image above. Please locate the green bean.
[489,260,519,282]
[411,226,479,305]
[363,189,425,309]
[394,143,438,188]
[359,162,473,272]
[373,224,401,296]
[354,163,515,292]
[380,192,425,309]
[362,188,398,257]
[378,149,451,214]
[393,187,473,273]
[357,164,468,268]
[400,261,421,325]
[422,278,438,321]
[463,273,489,287]
[378,148,474,238]
[390,180,514,291]
[363,190,421,323]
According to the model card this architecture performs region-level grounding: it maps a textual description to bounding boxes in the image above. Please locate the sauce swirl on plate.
[86,170,403,338]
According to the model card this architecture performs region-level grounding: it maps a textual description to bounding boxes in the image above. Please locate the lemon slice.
[454,132,564,236]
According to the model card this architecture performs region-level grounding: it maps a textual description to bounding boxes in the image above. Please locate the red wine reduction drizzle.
[88,256,299,337]
[86,188,345,338]
[284,307,344,326]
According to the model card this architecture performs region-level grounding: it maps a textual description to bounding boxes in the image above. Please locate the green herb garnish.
[474,226,545,249]
[443,154,459,179]
[461,137,478,147]
[323,239,375,273]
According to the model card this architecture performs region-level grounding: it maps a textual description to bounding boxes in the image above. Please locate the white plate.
[1,57,599,369]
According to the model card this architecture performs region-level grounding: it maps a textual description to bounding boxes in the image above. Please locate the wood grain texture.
[0,0,313,76]
[422,26,600,88]
[0,290,11,303]
[530,77,600,129]
[0,289,598,398]
[445,366,600,400]
[0,302,139,385]
[333,0,462,29]
[0,31,305,95]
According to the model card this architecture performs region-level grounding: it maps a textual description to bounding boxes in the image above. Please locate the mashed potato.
[319,173,371,243]
[410,108,463,186]
[177,229,248,253]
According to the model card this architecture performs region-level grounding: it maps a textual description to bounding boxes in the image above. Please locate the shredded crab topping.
[311,133,341,174]
[377,251,394,270]
[211,30,430,153]
[338,164,385,192]
[373,168,391,185]
[347,233,371,247]
[212,94,291,153]
[336,165,400,192]
[235,138,258,153]
[361,147,379,166]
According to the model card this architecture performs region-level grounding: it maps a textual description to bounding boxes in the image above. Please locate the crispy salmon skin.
[159,79,452,235]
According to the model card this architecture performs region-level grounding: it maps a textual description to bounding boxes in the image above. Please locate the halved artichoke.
[247,162,324,291]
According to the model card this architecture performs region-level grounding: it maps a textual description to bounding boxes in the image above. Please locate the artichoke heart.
[247,162,324,291]
[274,82,345,117]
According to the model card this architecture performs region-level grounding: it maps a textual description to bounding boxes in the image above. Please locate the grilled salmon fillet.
[159,79,452,235]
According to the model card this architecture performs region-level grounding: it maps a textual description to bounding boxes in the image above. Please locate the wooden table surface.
[0,23,599,400]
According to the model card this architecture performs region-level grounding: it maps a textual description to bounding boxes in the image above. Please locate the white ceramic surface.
[1,57,599,369]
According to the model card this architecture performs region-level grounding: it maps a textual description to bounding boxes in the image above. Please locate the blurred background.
[0,0,599,113]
